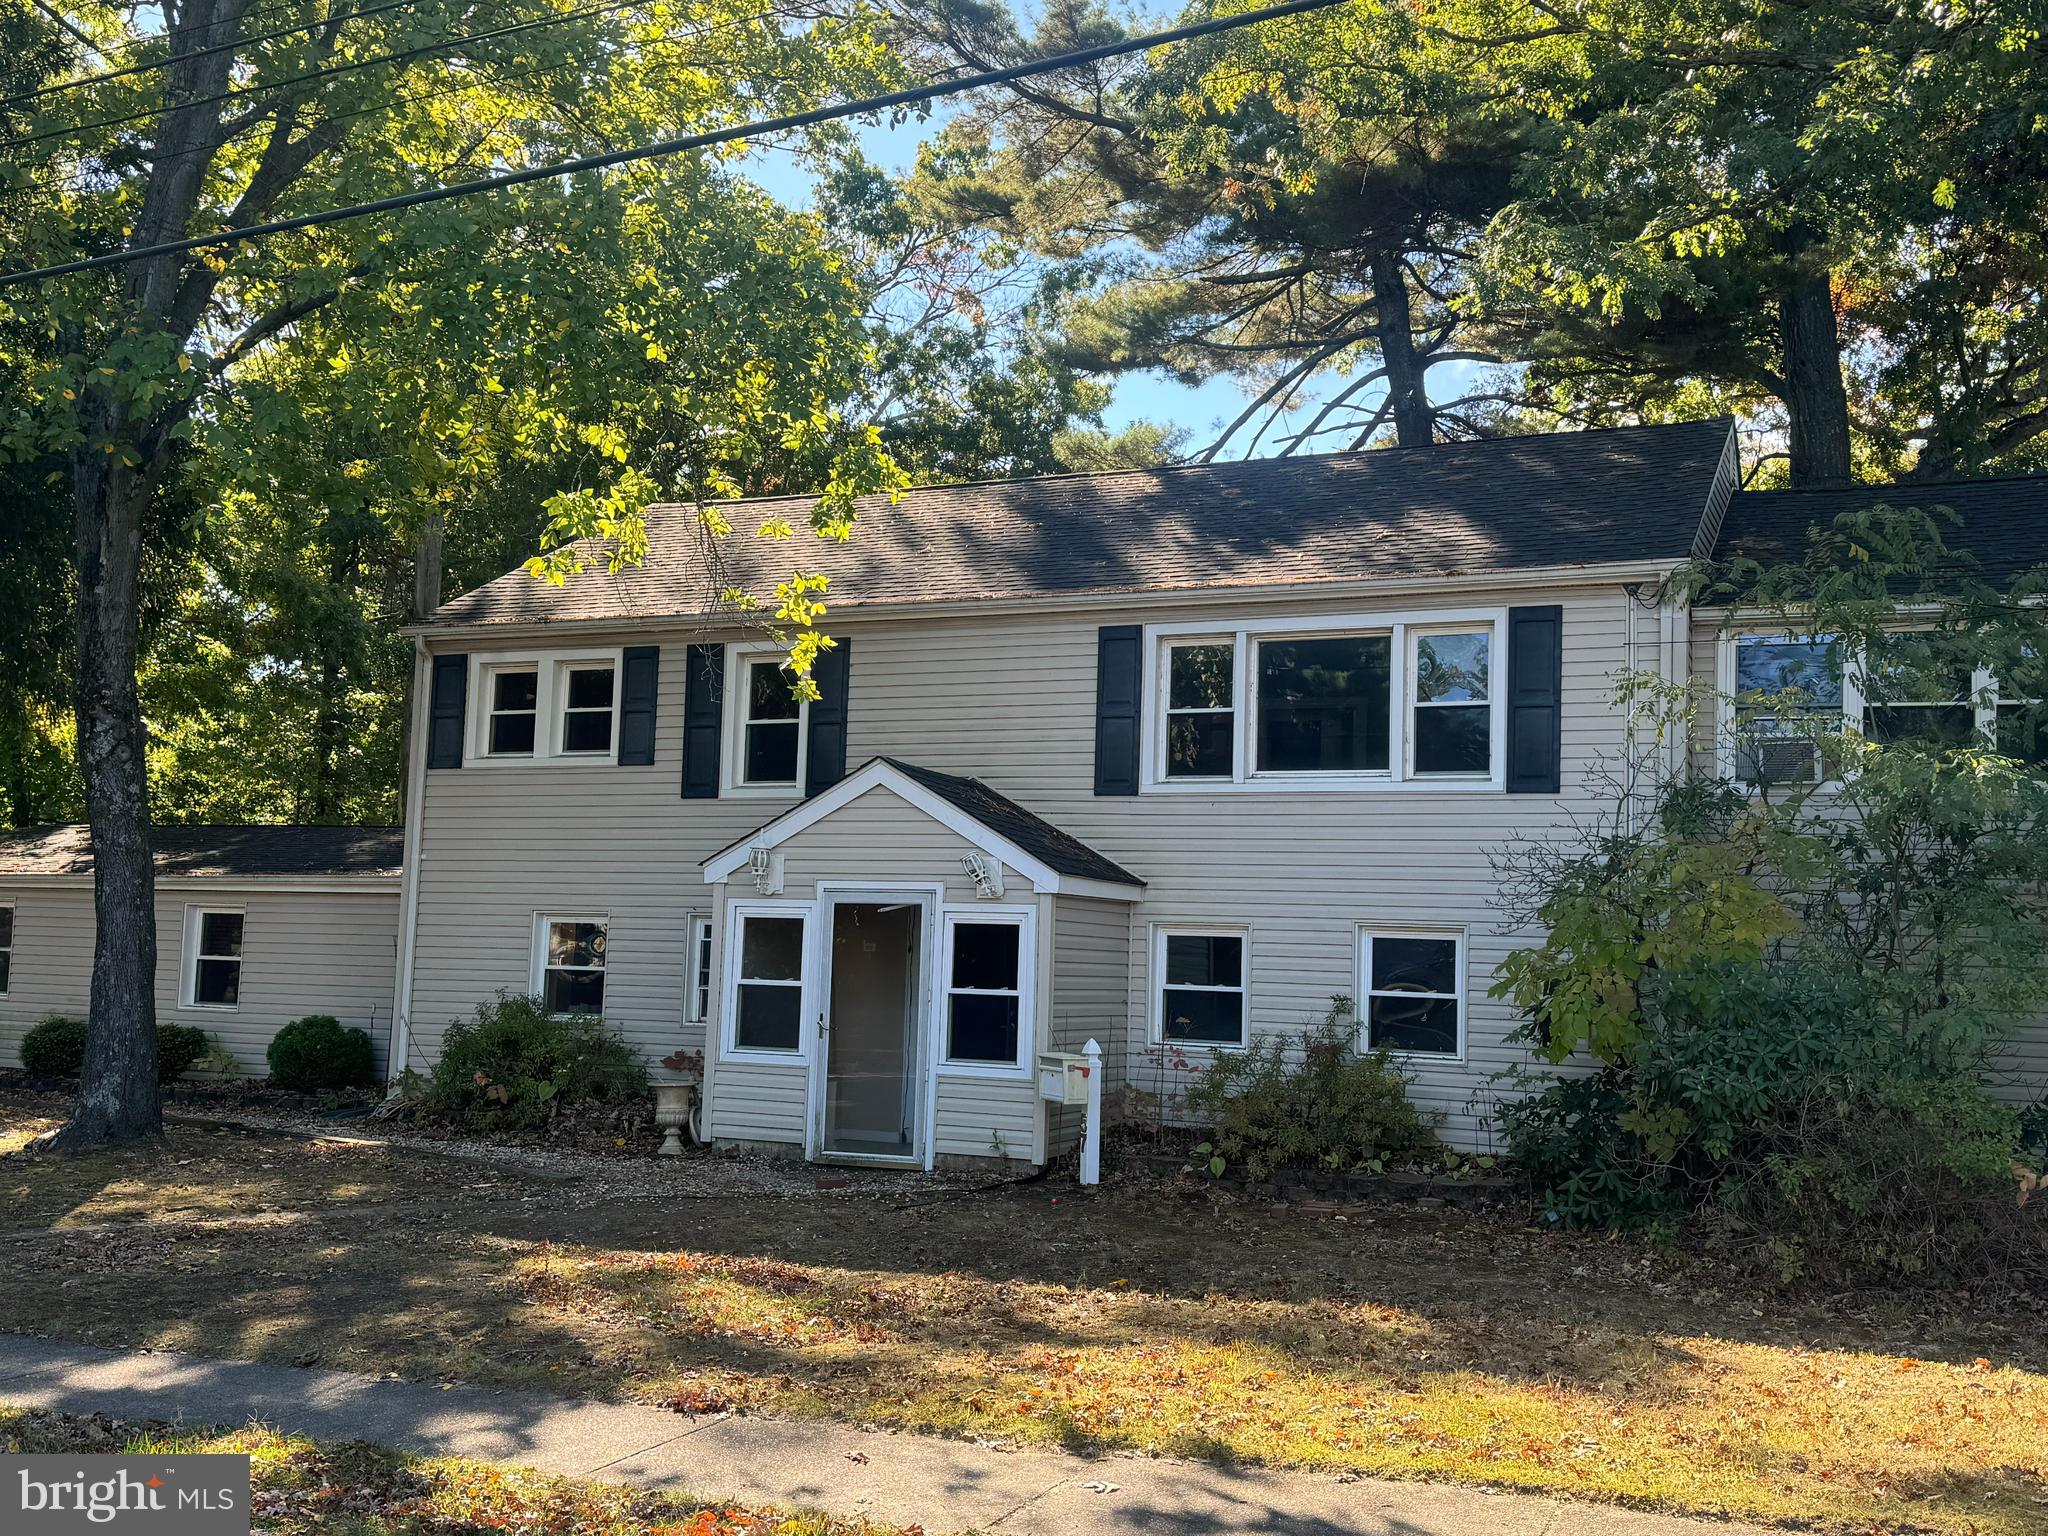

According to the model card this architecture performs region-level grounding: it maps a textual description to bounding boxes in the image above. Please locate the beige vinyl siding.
[0,880,399,1076]
[412,579,1666,1152]
[771,786,1004,903]
[1045,895,1132,1156]
[933,1076,1036,1163]
[708,1058,807,1148]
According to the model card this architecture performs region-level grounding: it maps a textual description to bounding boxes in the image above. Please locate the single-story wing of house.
[0,824,402,1078]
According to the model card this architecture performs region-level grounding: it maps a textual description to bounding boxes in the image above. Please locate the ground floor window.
[684,913,712,1023]
[0,902,12,995]
[537,916,607,1014]
[1156,928,1246,1046]
[185,908,244,1009]
[733,909,805,1053]
[1359,930,1463,1056]
[943,915,1026,1067]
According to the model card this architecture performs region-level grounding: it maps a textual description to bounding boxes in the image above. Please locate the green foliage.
[424,994,647,1131]
[2020,1099,2048,1172]
[18,1016,208,1082]
[19,1016,87,1078]
[1184,1001,1439,1179]
[266,1016,378,1094]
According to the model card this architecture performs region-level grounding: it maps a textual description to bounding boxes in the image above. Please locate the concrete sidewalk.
[0,1334,1772,1535]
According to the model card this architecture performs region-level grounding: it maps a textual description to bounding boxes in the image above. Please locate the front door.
[820,899,926,1160]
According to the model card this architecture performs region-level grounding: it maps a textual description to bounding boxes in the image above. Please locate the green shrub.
[19,1015,86,1077]
[266,1015,378,1093]
[424,992,646,1130]
[1184,1002,1439,1179]
[2022,1098,2048,1169]
[1499,964,2047,1289]
[156,1024,210,1083]
[19,1015,212,1083]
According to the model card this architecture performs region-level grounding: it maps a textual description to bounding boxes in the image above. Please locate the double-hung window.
[737,655,805,789]
[1164,641,1235,779]
[1156,928,1246,1046]
[732,909,805,1053]
[1997,660,2047,765]
[185,909,244,1009]
[0,902,12,995]
[485,666,540,756]
[558,663,616,755]
[1410,629,1492,775]
[1861,655,1978,750]
[1729,634,1844,787]
[1360,930,1463,1056]
[684,914,713,1025]
[943,915,1027,1068]
[537,917,607,1014]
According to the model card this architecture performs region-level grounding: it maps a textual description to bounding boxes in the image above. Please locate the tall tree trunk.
[1369,249,1432,448]
[56,457,161,1148]
[309,653,344,822]
[1776,228,1852,487]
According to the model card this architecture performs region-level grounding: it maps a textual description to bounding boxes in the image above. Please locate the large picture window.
[185,909,244,1009]
[944,917,1025,1067]
[1360,930,1462,1057]
[1411,630,1491,775]
[1256,635,1391,773]
[733,911,805,1053]
[1156,928,1246,1046]
[537,917,607,1014]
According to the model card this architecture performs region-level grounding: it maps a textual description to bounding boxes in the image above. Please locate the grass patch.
[4,1094,2047,1534]
[0,1404,895,1535]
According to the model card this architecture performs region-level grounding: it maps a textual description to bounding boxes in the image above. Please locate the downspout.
[1622,586,1639,835]
[387,635,431,1087]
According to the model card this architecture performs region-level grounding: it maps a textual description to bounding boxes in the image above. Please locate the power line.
[0,0,653,150]
[0,0,1352,288]
[3,0,420,109]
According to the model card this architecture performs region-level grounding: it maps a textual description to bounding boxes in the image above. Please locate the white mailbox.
[1037,1050,1091,1106]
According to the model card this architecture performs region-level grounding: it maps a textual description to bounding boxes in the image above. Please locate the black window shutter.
[804,639,851,798]
[427,653,467,770]
[1505,605,1564,794]
[681,643,724,799]
[617,645,660,765]
[1094,624,1143,796]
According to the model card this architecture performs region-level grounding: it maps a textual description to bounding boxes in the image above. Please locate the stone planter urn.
[653,1082,699,1157]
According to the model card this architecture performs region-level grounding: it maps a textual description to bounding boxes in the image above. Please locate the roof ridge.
[1735,472,2048,497]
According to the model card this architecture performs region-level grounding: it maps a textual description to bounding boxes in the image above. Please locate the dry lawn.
[2,1096,2044,1535]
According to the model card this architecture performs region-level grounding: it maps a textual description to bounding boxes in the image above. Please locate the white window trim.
[465,647,623,767]
[683,912,713,1025]
[1150,924,1250,1050]
[0,899,14,996]
[1356,926,1467,1063]
[1141,608,1509,793]
[180,904,245,1012]
[1715,629,2008,786]
[530,912,610,1016]
[936,905,1036,1079]
[723,644,810,797]
[722,899,813,1063]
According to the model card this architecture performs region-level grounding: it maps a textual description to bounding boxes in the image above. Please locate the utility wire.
[0,0,652,149]
[0,0,1352,288]
[3,0,420,109]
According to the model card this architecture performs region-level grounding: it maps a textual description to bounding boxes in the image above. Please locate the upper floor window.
[1146,610,1507,792]
[0,902,12,995]
[1411,629,1492,775]
[470,649,622,765]
[559,663,616,755]
[184,908,244,1009]
[536,916,607,1014]
[727,652,807,791]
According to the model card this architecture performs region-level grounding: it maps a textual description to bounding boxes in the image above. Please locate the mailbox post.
[1037,1040,1104,1187]
[1080,1038,1102,1186]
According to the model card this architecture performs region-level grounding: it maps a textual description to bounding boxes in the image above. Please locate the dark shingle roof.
[0,825,404,879]
[431,419,1737,629]
[1719,478,2048,588]
[879,759,1143,888]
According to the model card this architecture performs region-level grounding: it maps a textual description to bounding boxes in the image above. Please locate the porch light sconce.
[748,846,783,895]
[962,852,1005,900]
